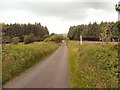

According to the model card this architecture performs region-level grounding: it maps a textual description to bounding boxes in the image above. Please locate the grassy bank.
[67,41,118,88]
[2,42,60,85]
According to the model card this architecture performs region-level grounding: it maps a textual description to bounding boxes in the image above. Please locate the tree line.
[67,21,119,42]
[2,23,49,44]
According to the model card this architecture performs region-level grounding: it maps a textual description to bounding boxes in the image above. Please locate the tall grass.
[67,41,118,88]
[2,42,60,85]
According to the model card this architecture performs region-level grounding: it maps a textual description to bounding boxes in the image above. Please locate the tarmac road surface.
[5,42,71,88]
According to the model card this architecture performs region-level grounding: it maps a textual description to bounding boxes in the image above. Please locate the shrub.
[24,33,36,44]
[50,35,64,43]
[12,37,19,44]
[44,35,64,43]
[36,36,43,42]
[43,35,50,39]
[44,37,51,42]
[65,37,69,41]
[51,33,56,36]
[2,35,12,44]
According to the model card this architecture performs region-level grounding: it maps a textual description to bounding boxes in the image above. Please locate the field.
[67,40,118,88]
[2,42,60,85]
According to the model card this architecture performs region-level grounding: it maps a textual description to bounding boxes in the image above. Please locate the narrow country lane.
[4,42,71,88]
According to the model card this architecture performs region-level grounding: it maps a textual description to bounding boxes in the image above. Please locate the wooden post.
[80,35,82,45]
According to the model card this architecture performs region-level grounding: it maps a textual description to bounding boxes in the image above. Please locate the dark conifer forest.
[67,21,119,41]
[2,23,49,43]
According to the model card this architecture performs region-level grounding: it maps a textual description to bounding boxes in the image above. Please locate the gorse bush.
[12,37,19,44]
[24,33,36,44]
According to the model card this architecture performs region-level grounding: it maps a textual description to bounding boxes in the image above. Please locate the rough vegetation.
[67,41,118,88]
[2,42,60,85]
[44,34,64,43]
[12,37,19,45]
[24,33,36,44]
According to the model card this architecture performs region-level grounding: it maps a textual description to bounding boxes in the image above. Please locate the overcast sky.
[0,0,119,34]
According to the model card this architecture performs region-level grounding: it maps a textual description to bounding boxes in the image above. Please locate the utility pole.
[115,1,120,43]
[115,2,120,88]
[80,35,82,45]
[115,1,120,21]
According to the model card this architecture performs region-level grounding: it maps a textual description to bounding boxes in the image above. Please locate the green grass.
[2,42,60,85]
[67,41,118,88]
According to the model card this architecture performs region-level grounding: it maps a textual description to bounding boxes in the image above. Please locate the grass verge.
[67,40,118,88]
[2,42,60,85]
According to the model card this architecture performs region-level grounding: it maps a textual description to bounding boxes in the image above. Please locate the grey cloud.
[0,1,115,21]
[20,2,114,21]
[23,3,88,20]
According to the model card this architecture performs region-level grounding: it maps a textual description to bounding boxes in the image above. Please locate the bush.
[51,33,56,36]
[51,35,64,43]
[12,37,19,44]
[44,35,64,43]
[24,33,36,44]
[2,35,12,44]
[65,37,69,41]
[44,37,51,42]
[43,35,50,39]
[36,36,43,42]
